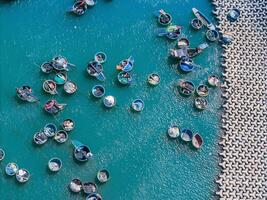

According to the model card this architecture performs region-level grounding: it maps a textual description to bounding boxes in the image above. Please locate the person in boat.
[159,9,170,23]
[95,87,103,95]
[63,120,73,129]
[122,72,130,78]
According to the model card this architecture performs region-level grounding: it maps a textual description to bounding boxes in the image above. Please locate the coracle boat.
[48,157,62,172]
[41,61,54,73]
[52,56,75,71]
[64,81,77,94]
[97,169,110,183]
[87,60,106,82]
[94,52,107,64]
[208,75,220,87]
[43,123,57,137]
[86,193,102,200]
[131,99,145,112]
[187,43,209,58]
[83,182,97,194]
[179,59,195,73]
[192,8,215,30]
[192,133,203,149]
[43,80,57,95]
[91,85,105,98]
[54,72,67,85]
[177,38,190,48]
[5,162,19,176]
[157,9,172,26]
[16,85,39,103]
[103,95,116,108]
[68,1,87,16]
[206,29,219,42]
[16,169,30,183]
[178,80,195,96]
[54,130,68,143]
[191,18,203,30]
[116,56,134,72]
[33,132,48,145]
[61,119,75,132]
[44,99,66,114]
[0,148,5,161]
[117,71,132,85]
[147,73,160,86]
[194,97,208,110]
[196,84,209,97]
[69,178,82,193]
[227,8,240,22]
[72,140,93,162]
[167,125,180,139]
[180,128,193,142]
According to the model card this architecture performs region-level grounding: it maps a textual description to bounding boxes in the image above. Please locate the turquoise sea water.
[0,0,222,199]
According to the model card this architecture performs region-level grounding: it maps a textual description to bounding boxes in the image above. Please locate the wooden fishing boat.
[69,178,82,193]
[16,85,39,103]
[52,56,75,71]
[82,182,97,194]
[227,8,240,22]
[54,130,68,143]
[131,99,144,112]
[64,81,77,94]
[206,29,219,42]
[179,60,195,73]
[192,133,203,149]
[208,75,220,87]
[86,193,102,200]
[43,123,57,137]
[187,43,208,58]
[41,61,54,73]
[166,25,182,40]
[169,48,188,60]
[48,157,62,172]
[103,95,116,108]
[191,18,203,30]
[0,148,5,161]
[61,119,75,132]
[5,162,19,176]
[180,128,193,142]
[192,8,215,30]
[33,132,48,145]
[147,73,160,86]
[117,71,132,85]
[157,9,172,26]
[43,80,57,95]
[177,38,190,48]
[92,85,105,98]
[15,169,30,183]
[194,97,207,110]
[87,61,106,81]
[54,72,67,85]
[97,169,110,183]
[196,84,209,97]
[167,125,180,139]
[94,52,107,64]
[178,80,195,96]
[44,99,66,114]
[116,56,134,72]
[72,140,93,162]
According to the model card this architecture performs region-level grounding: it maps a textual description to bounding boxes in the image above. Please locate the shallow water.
[0,0,222,199]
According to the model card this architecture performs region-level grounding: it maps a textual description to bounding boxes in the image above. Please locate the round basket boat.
[147,73,160,86]
[0,148,5,161]
[196,85,209,97]
[94,52,107,64]
[208,75,220,87]
[227,8,240,22]
[117,71,132,85]
[131,99,145,112]
[177,38,190,48]
[72,1,87,16]
[86,193,102,200]
[192,133,203,149]
[43,123,57,137]
[87,61,103,77]
[74,145,93,162]
[179,60,194,73]
[33,132,48,145]
[206,29,219,42]
[158,12,172,26]
[61,119,75,132]
[116,57,134,72]
[64,81,77,94]
[54,72,67,85]
[194,97,208,110]
[166,26,182,40]
[82,182,97,194]
[92,85,105,98]
[48,157,62,172]
[167,125,180,139]
[180,128,193,142]
[41,62,54,74]
[16,169,30,183]
[43,80,57,95]
[191,18,203,30]
[52,56,69,71]
[103,96,116,108]
[5,162,19,176]
[69,178,82,193]
[97,169,110,183]
[178,80,195,96]
[54,130,68,143]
